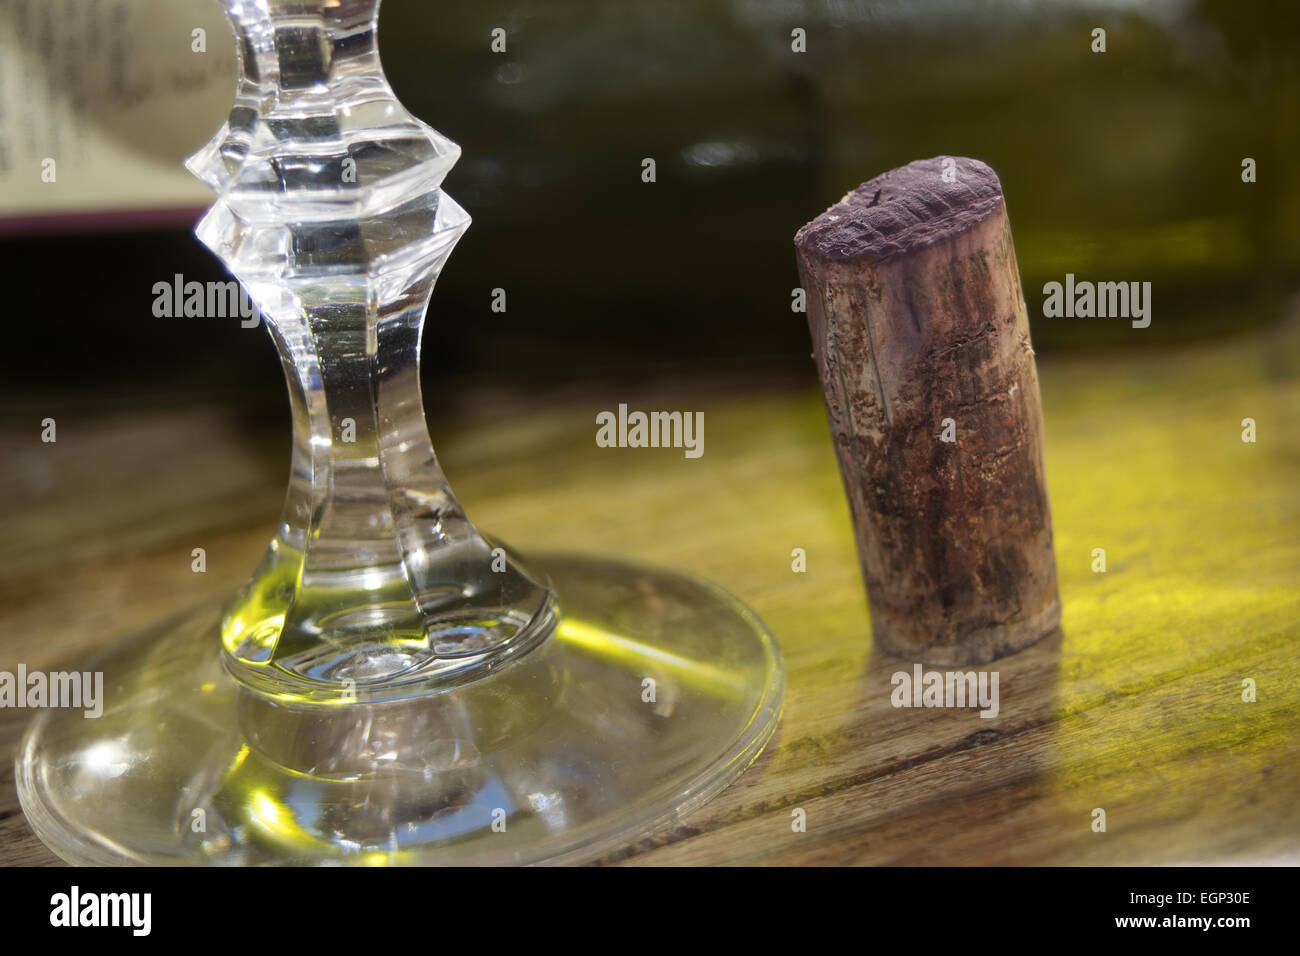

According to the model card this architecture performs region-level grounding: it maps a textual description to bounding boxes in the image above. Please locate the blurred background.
[0,0,1297,412]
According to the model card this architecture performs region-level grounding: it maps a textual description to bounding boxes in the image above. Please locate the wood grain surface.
[2,321,1298,866]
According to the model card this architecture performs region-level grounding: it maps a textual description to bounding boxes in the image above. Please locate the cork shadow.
[838,623,1066,863]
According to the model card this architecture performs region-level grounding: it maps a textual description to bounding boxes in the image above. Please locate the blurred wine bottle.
[0,0,1296,404]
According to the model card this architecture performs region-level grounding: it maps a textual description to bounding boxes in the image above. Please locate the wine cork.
[794,156,1060,666]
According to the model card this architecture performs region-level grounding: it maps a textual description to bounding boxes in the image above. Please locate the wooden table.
[2,324,1298,866]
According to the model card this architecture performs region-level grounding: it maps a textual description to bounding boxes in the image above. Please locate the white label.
[0,0,235,226]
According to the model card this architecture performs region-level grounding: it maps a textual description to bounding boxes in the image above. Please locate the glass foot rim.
[16,552,784,866]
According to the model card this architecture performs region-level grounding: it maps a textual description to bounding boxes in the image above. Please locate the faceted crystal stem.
[189,0,554,699]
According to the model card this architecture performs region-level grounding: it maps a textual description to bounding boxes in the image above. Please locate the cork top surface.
[795,156,1005,264]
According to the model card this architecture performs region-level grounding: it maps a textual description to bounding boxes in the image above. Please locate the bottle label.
[0,0,234,233]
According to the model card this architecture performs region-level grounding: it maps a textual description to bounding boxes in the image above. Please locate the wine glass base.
[16,554,783,865]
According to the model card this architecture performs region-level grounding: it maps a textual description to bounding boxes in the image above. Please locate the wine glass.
[16,0,782,865]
